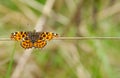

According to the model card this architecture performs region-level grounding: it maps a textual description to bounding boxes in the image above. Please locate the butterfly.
[10,31,59,49]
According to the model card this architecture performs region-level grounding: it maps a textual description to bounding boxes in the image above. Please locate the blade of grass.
[5,42,17,78]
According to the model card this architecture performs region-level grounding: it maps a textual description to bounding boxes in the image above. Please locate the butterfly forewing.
[40,32,59,41]
[11,31,27,41]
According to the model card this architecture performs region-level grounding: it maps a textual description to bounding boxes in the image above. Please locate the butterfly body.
[27,32,40,43]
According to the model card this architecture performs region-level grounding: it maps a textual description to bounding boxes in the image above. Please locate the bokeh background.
[0,0,120,78]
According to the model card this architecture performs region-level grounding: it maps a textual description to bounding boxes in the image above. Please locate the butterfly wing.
[33,39,47,48]
[20,37,33,49]
[40,32,58,41]
[11,31,27,41]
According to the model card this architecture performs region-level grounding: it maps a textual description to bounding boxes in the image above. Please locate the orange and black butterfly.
[10,31,59,49]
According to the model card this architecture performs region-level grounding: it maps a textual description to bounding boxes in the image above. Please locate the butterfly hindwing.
[33,38,47,48]
[20,37,33,49]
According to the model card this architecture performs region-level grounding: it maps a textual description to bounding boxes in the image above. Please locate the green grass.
[5,43,17,78]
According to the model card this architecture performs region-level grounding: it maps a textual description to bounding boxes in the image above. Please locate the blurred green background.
[0,0,120,78]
